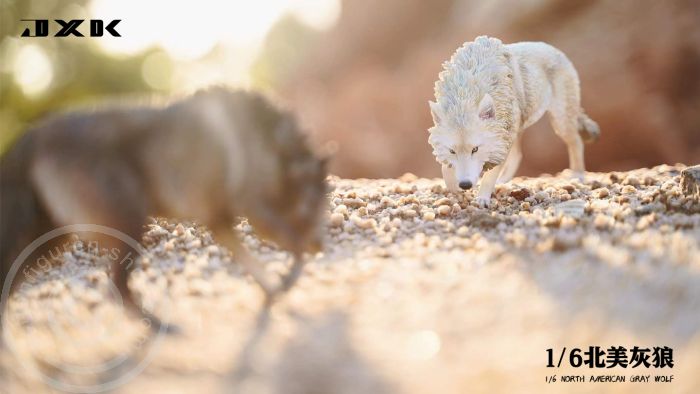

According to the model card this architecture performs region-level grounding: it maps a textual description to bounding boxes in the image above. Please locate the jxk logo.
[20,19,121,37]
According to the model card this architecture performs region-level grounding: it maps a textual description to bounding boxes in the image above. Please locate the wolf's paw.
[563,169,585,182]
[475,195,491,207]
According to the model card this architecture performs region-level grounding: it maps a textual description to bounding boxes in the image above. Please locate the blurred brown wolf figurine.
[0,87,328,330]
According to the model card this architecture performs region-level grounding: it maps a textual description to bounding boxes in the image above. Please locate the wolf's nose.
[459,181,472,190]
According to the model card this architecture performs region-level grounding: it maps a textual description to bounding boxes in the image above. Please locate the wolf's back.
[0,132,52,294]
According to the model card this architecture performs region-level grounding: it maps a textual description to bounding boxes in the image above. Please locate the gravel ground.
[1,164,699,394]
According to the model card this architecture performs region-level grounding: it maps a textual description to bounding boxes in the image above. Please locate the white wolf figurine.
[428,36,600,206]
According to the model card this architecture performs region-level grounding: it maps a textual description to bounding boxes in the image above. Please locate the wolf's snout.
[459,181,472,190]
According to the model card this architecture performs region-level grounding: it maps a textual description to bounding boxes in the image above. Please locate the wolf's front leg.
[442,164,459,192]
[211,224,276,298]
[476,164,503,207]
[497,135,522,184]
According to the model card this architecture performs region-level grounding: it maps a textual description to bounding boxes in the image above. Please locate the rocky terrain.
[1,165,699,393]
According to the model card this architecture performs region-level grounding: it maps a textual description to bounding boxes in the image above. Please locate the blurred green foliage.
[251,14,320,91]
[0,0,165,155]
[0,0,320,156]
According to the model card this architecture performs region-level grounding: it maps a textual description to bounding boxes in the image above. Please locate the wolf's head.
[428,94,509,189]
[428,36,517,189]
[217,89,328,256]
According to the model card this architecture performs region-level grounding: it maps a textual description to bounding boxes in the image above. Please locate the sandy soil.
[1,165,699,393]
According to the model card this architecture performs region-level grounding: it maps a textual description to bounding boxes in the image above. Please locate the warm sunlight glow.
[288,0,342,30]
[89,0,340,89]
[13,44,53,97]
[406,330,441,361]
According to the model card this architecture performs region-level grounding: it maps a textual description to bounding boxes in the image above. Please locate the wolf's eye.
[449,149,456,154]
[472,146,479,154]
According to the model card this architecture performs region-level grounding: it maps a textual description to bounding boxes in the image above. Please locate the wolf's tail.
[0,133,52,297]
[578,112,600,143]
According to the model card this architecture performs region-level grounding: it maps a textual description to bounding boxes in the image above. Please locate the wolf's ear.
[478,94,495,120]
[429,101,443,125]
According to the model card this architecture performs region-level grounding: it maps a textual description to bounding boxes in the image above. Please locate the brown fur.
[0,87,328,330]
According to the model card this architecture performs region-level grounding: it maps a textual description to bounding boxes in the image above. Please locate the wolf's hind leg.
[548,67,586,179]
[497,135,522,184]
[550,111,585,178]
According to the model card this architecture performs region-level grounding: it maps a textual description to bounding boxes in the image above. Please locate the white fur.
[428,36,597,206]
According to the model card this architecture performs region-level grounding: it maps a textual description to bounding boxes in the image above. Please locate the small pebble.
[174,223,186,236]
[436,205,451,216]
[381,197,397,208]
[510,188,531,201]
[330,212,345,227]
[433,197,451,207]
[595,188,610,198]
[402,209,418,219]
[621,185,637,194]
[334,204,349,216]
[593,214,611,229]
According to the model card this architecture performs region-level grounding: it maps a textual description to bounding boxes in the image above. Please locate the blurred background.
[1,0,699,178]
